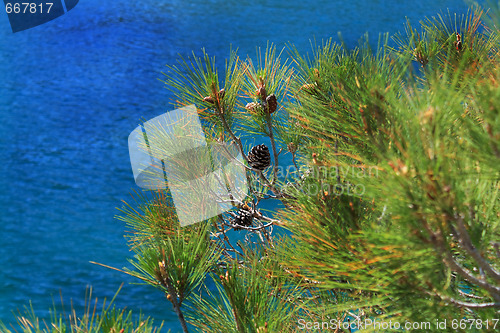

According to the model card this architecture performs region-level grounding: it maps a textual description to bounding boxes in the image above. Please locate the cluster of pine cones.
[230,143,272,230]
[225,87,274,230]
[245,85,278,115]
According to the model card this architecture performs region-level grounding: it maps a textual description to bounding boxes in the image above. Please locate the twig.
[158,261,190,333]
[256,214,281,224]
[213,103,283,197]
[432,231,500,302]
[224,220,274,231]
[446,299,500,308]
[453,213,500,283]
[265,112,280,184]
[256,169,282,196]
[214,233,243,259]
[430,291,500,308]
[291,151,299,172]
[215,216,244,257]
[214,104,247,163]
[412,205,500,302]
[212,103,256,192]
[457,289,484,299]
[252,191,278,200]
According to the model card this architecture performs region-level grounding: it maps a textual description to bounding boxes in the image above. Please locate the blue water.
[0,0,477,331]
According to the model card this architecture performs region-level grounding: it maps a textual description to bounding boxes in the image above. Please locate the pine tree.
[108,5,499,332]
[7,4,496,333]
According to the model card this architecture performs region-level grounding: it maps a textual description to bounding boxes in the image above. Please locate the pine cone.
[203,88,225,104]
[232,209,253,229]
[300,83,318,94]
[248,144,271,170]
[245,102,259,114]
[203,96,215,104]
[287,142,297,153]
[266,94,277,114]
[256,86,267,100]
[217,88,225,100]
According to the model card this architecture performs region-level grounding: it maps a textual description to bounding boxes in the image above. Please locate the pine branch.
[159,261,189,333]
[110,6,500,330]
[458,289,484,300]
[430,291,500,309]
[432,231,500,303]
[452,213,500,283]
[212,100,282,197]
[213,216,244,258]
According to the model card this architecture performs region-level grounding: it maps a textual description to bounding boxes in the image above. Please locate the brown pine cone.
[266,94,277,114]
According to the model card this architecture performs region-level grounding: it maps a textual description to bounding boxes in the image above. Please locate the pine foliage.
[7,4,498,333]
[0,286,164,333]
[108,5,499,332]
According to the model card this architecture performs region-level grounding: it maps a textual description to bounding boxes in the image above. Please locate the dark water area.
[0,0,480,331]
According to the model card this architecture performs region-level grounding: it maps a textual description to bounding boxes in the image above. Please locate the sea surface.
[0,0,478,331]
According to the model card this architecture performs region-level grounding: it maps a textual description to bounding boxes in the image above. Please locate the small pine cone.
[203,88,225,104]
[248,144,271,170]
[245,102,259,114]
[287,142,297,153]
[203,96,215,104]
[256,86,267,100]
[300,83,317,93]
[232,209,253,229]
[266,94,277,114]
[218,88,225,100]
